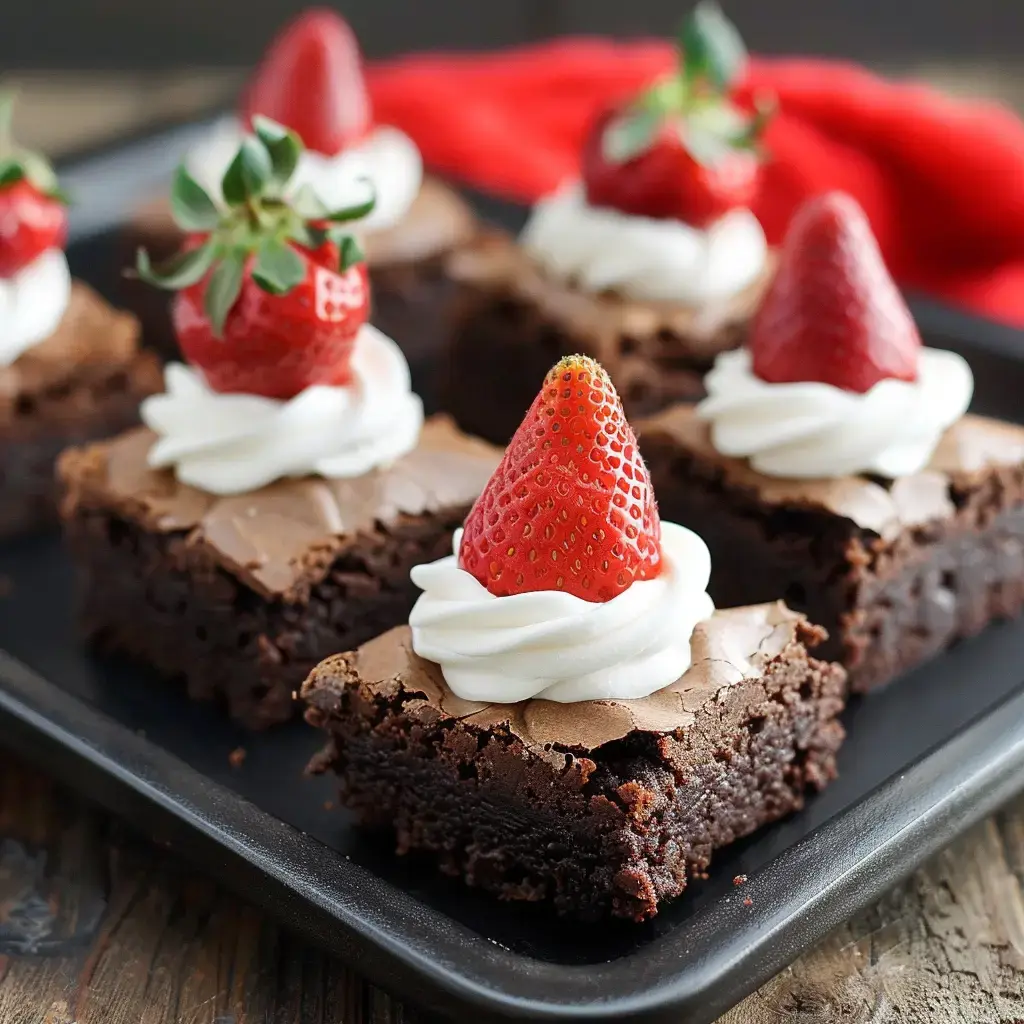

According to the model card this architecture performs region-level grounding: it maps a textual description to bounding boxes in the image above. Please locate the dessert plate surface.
[1,120,1024,1023]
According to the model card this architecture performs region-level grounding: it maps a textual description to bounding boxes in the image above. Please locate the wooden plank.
[0,751,1020,1021]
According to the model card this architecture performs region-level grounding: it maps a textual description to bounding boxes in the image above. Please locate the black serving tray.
[2,120,1024,1023]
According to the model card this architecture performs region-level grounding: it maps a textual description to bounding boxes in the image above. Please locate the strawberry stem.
[601,3,771,168]
[136,116,375,337]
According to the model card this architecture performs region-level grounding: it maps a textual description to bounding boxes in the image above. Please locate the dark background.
[0,0,1019,68]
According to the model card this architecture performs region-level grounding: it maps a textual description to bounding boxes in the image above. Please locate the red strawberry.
[459,355,663,603]
[174,242,370,399]
[583,108,760,227]
[241,8,371,156]
[581,3,769,227]
[0,179,67,277]
[0,95,68,277]
[751,191,921,394]
[137,116,376,399]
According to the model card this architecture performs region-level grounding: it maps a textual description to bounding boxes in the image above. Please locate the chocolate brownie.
[124,177,479,371]
[639,406,1024,692]
[57,417,500,729]
[0,283,160,540]
[362,177,479,371]
[302,603,846,921]
[443,232,772,446]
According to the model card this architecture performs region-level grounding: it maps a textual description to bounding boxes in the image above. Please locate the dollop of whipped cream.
[698,347,975,479]
[409,522,715,703]
[520,182,767,304]
[0,249,71,367]
[186,116,423,231]
[142,324,424,495]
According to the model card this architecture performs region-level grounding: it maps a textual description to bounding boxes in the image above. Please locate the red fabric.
[365,40,1024,326]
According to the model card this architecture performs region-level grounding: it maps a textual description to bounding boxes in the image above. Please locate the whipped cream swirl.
[698,348,975,479]
[186,116,423,231]
[142,324,424,495]
[0,249,71,366]
[520,182,767,304]
[409,522,715,703]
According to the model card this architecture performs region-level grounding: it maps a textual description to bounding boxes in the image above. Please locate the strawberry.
[0,94,68,278]
[136,116,375,400]
[751,191,921,394]
[173,242,370,399]
[583,109,760,227]
[241,8,371,156]
[459,355,663,603]
[581,2,769,228]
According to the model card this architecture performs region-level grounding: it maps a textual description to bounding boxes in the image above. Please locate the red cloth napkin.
[366,40,1024,327]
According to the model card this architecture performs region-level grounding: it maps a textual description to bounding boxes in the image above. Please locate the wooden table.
[2,752,1023,1024]
[2,72,1024,1023]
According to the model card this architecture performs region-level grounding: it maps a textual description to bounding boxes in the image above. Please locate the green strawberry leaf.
[679,121,734,167]
[602,109,663,164]
[136,239,218,290]
[732,94,776,151]
[252,115,301,192]
[323,181,376,223]
[19,151,61,196]
[0,158,24,188]
[290,183,329,221]
[252,237,305,295]
[203,250,246,338]
[681,1,747,94]
[288,221,328,250]
[221,136,273,205]
[170,165,220,231]
[333,232,364,271]
[641,76,688,116]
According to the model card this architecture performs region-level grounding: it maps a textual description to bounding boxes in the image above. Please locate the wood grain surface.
[0,750,1020,1023]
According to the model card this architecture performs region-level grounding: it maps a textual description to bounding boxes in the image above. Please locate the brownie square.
[57,416,500,729]
[302,603,846,921]
[123,177,479,372]
[362,177,480,372]
[639,405,1024,692]
[442,232,772,446]
[0,283,160,540]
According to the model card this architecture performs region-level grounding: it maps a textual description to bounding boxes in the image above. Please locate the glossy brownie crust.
[302,606,846,921]
[126,177,479,369]
[443,233,772,446]
[640,407,1024,692]
[58,418,499,729]
[0,283,160,539]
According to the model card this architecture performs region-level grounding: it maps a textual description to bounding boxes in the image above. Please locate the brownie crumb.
[733,874,747,886]
[0,575,12,598]
[323,800,335,811]
[229,747,247,768]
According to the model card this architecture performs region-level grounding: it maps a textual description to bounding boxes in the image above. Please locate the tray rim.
[2,115,1024,1022]
[1,646,1024,1023]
